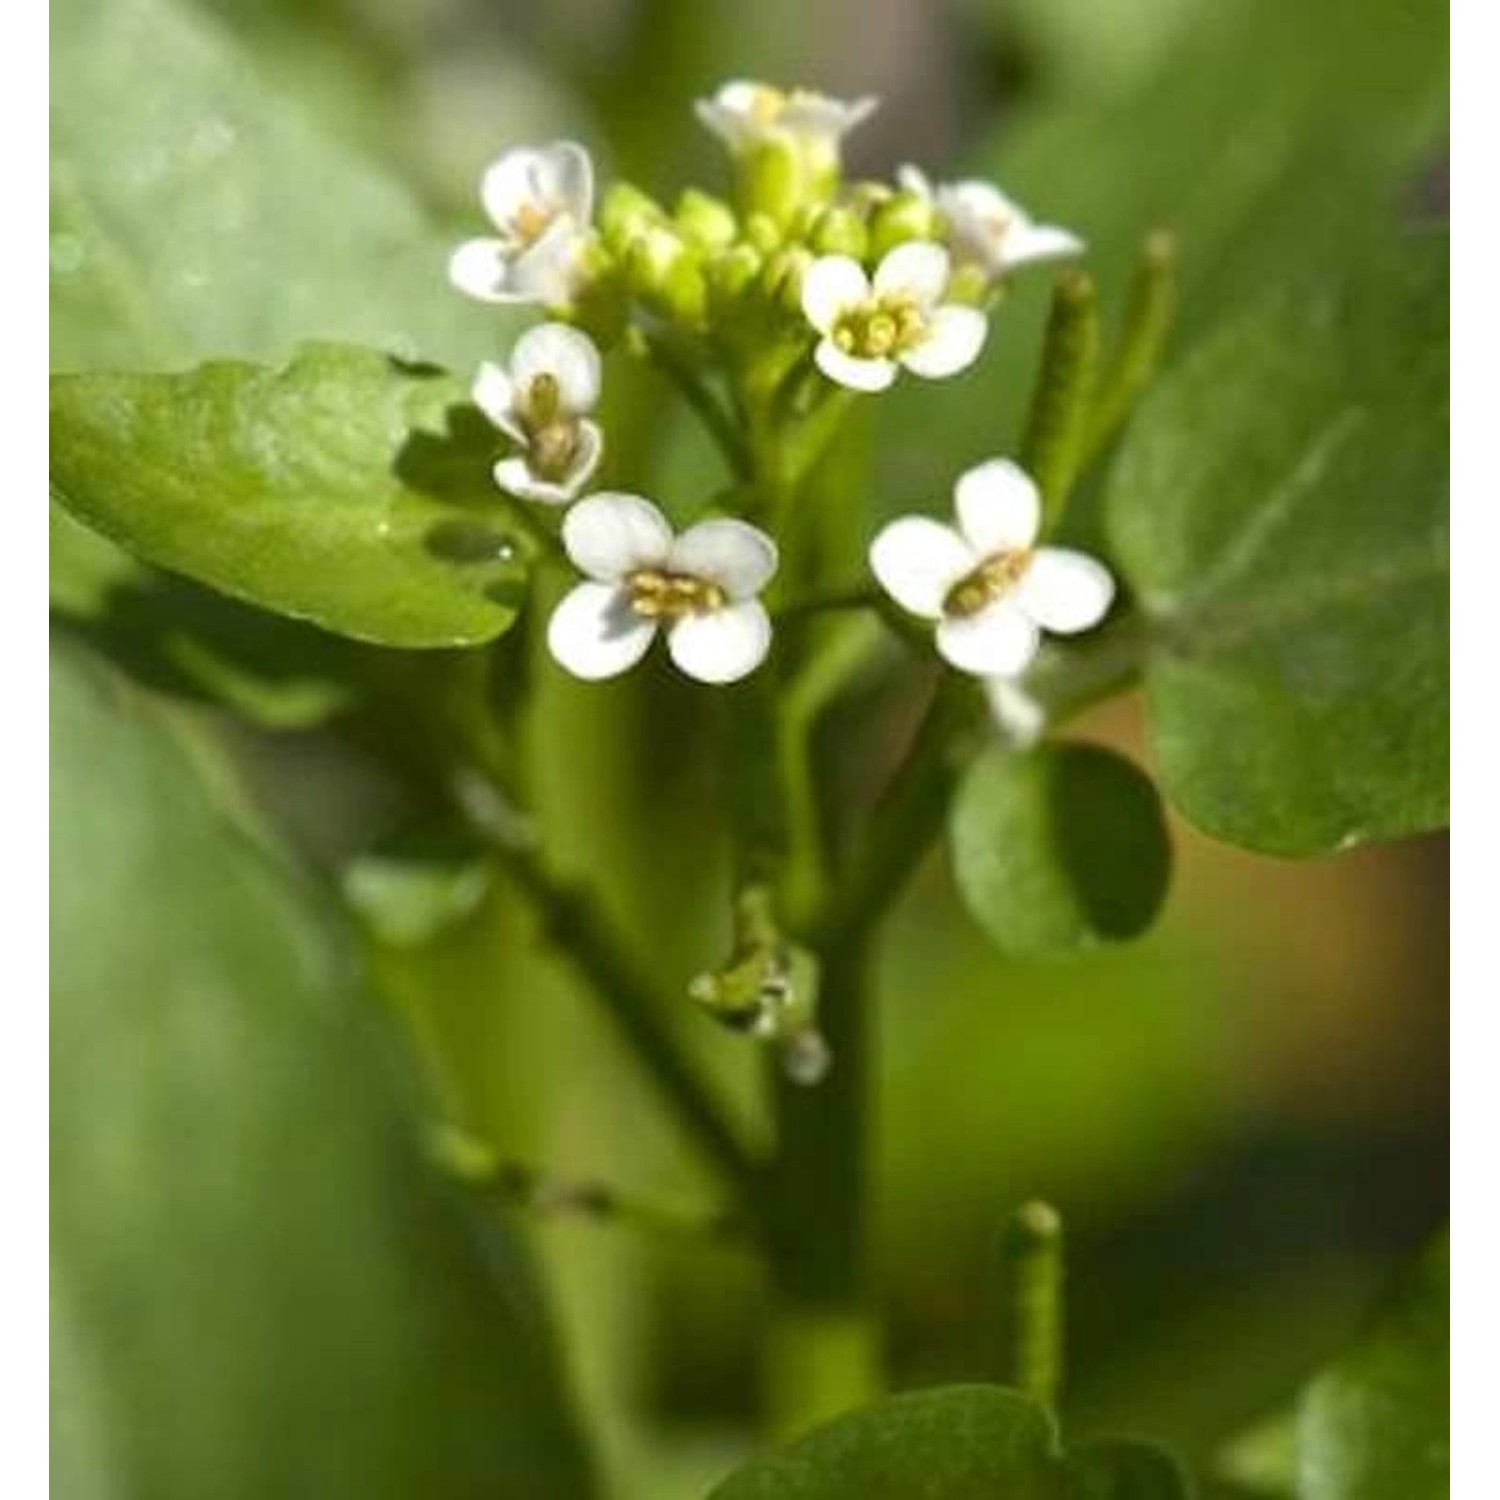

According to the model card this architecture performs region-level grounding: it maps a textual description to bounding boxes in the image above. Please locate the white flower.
[869,459,1114,678]
[695,80,877,161]
[472,323,603,505]
[898,165,1083,281]
[801,242,988,393]
[548,494,778,684]
[449,142,594,306]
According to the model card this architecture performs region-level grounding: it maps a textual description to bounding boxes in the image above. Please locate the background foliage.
[51,0,1448,1495]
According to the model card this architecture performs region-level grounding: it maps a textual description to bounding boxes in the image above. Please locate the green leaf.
[50,0,505,374]
[949,743,1171,956]
[1104,238,1448,854]
[50,638,596,1498]
[50,343,535,648]
[706,1386,1192,1499]
[1294,1235,1448,1500]
[1065,1438,1194,1499]
[708,1386,1062,1498]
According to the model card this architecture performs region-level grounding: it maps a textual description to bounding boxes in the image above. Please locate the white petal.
[801,255,870,333]
[780,92,878,140]
[670,519,778,600]
[510,322,602,414]
[984,677,1046,750]
[492,422,601,506]
[896,163,934,201]
[941,178,1026,226]
[505,221,584,306]
[999,223,1085,271]
[667,601,772,684]
[953,459,1042,553]
[900,304,988,379]
[480,148,543,228]
[562,493,673,581]
[448,238,525,304]
[868,516,976,619]
[471,361,522,440]
[935,603,1040,678]
[873,241,950,306]
[547,582,656,680]
[1014,548,1116,633]
[815,339,897,393]
[535,141,594,224]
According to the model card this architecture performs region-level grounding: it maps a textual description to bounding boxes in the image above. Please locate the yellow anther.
[514,201,556,245]
[628,569,727,620]
[944,550,1033,618]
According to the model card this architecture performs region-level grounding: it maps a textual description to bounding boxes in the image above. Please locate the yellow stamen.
[944,550,1032,618]
[628,569,727,620]
[515,201,555,245]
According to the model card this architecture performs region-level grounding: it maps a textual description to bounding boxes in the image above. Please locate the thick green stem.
[763,933,883,1437]
[645,330,753,480]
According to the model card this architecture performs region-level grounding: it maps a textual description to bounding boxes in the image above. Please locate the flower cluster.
[449,82,1113,690]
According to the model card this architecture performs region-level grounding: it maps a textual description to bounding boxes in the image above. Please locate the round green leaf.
[50,640,595,1497]
[50,344,534,648]
[707,1386,1062,1499]
[1105,239,1448,855]
[949,743,1171,956]
[1295,1234,1448,1500]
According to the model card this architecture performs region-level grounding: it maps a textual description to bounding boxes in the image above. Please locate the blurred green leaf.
[1295,1234,1448,1500]
[50,638,596,1498]
[950,743,1171,956]
[50,0,506,374]
[1065,1437,1194,1499]
[51,343,535,648]
[707,1386,1060,1498]
[1104,237,1448,854]
[706,1385,1191,1498]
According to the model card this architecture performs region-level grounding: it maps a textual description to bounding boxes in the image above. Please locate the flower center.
[748,86,787,126]
[514,200,557,246]
[627,569,727,621]
[944,549,1032,618]
[832,294,928,360]
[528,419,580,481]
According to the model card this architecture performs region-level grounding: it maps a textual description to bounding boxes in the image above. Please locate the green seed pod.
[739,136,803,226]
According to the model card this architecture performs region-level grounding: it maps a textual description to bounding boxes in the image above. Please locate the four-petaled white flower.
[695,80,877,162]
[801,242,988,393]
[869,459,1114,678]
[472,323,604,505]
[548,494,778,685]
[898,165,1083,282]
[450,142,594,307]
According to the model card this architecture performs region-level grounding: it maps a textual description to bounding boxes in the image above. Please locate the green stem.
[495,835,762,1209]
[763,932,883,1437]
[645,330,753,480]
[1003,1201,1066,1410]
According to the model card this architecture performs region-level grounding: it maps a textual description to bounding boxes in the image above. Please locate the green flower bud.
[674,188,738,252]
[622,222,690,295]
[808,205,869,260]
[600,181,670,257]
[947,261,994,308]
[706,242,764,306]
[739,136,803,226]
[659,256,709,328]
[868,191,943,260]
[762,246,814,318]
[742,212,784,255]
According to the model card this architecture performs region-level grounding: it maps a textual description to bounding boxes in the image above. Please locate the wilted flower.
[801,242,988,392]
[869,459,1114,677]
[472,323,603,505]
[548,494,778,684]
[449,142,594,306]
[898,165,1083,282]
